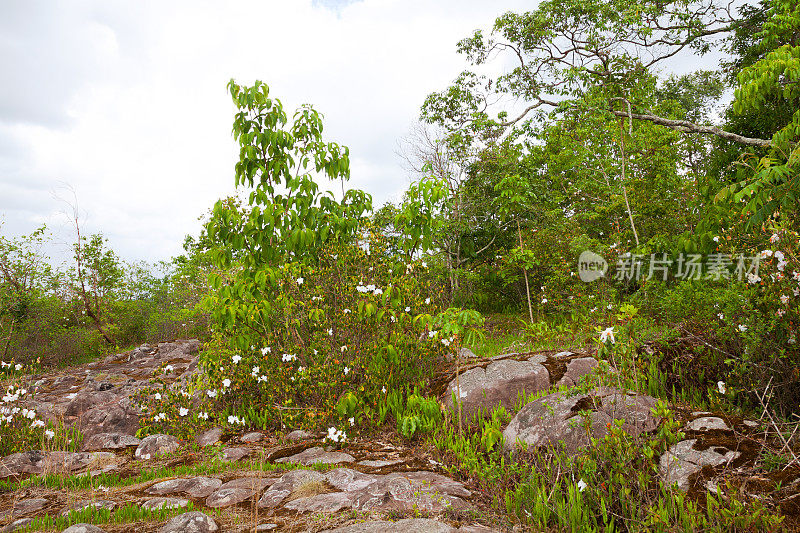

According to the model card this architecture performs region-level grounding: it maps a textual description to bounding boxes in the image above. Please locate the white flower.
[0,362,8,368]
[381,386,387,394]
[781,295,790,305]
[343,308,351,314]
[778,260,788,272]
[789,335,797,345]
[14,364,22,371]
[296,277,304,285]
[179,407,189,417]
[738,325,748,332]
[297,366,305,372]
[590,307,597,313]
[405,307,411,312]
[577,479,587,492]
[30,419,45,429]
[428,330,437,338]
[795,288,800,297]
[373,288,383,295]
[222,379,231,388]
[261,347,271,355]
[327,328,334,336]
[356,285,368,293]
[327,426,339,442]
[718,313,724,320]
[251,366,260,375]
[421,261,427,268]
[164,365,174,373]
[717,381,726,394]
[344,366,350,375]
[44,429,55,440]
[232,355,242,364]
[228,415,238,424]
[713,236,720,242]
[541,298,548,304]
[599,327,615,344]
[607,304,613,310]
[341,345,348,353]
[207,389,218,398]
[154,393,162,400]
[774,250,785,261]
[770,234,780,243]
[747,273,762,284]
[778,309,786,317]
[199,412,209,420]
[425,298,431,305]
[349,417,355,426]
[441,338,451,346]
[282,353,297,362]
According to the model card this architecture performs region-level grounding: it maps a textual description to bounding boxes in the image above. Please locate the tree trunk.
[518,220,534,323]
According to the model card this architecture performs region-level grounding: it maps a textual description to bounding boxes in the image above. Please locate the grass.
[19,501,197,532]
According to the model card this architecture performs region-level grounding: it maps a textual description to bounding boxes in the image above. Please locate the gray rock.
[196,427,224,447]
[147,476,222,498]
[206,487,256,508]
[61,525,107,533]
[348,471,470,513]
[256,525,278,532]
[135,434,179,459]
[556,357,598,387]
[141,497,190,510]
[284,491,354,513]
[11,497,47,517]
[275,446,354,466]
[82,432,141,451]
[443,357,550,418]
[285,429,313,441]
[61,499,116,516]
[321,518,454,533]
[0,451,45,476]
[241,431,264,443]
[220,476,274,491]
[258,469,326,508]
[357,459,403,468]
[685,416,731,432]
[326,468,379,491]
[0,518,31,533]
[503,387,659,454]
[659,439,741,491]
[222,447,250,462]
[159,511,218,533]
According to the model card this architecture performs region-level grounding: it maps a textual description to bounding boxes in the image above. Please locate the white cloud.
[1,0,535,262]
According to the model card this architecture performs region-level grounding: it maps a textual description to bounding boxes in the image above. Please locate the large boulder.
[503,387,659,454]
[442,355,550,418]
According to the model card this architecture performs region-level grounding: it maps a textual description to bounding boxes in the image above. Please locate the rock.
[284,491,354,513]
[135,434,180,459]
[241,431,264,443]
[11,497,47,517]
[321,518,455,533]
[326,468,379,491]
[275,446,355,466]
[442,356,550,418]
[459,347,477,359]
[659,439,741,491]
[256,525,278,531]
[503,387,659,454]
[206,487,259,508]
[285,429,313,441]
[221,447,250,462]
[147,476,222,498]
[61,499,116,516]
[555,357,598,387]
[258,469,327,508]
[346,472,469,513]
[141,497,190,510]
[0,451,45,476]
[159,511,218,533]
[196,428,224,447]
[0,518,31,533]
[61,525,108,533]
[685,416,731,432]
[82,432,141,451]
[357,459,403,468]
[220,476,274,491]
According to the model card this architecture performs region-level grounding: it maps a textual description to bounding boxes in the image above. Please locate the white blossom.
[599,327,615,344]
[717,381,726,394]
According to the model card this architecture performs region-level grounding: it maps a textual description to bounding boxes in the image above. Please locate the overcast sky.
[0,0,535,264]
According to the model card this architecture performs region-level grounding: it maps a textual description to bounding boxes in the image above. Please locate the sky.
[0,0,537,265]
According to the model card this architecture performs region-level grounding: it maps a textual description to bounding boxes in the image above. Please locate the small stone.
[220,476,274,491]
[284,491,354,513]
[159,511,218,533]
[241,431,264,443]
[222,447,250,462]
[275,446,354,466]
[61,499,116,516]
[135,434,179,459]
[12,497,47,517]
[357,459,403,468]
[141,497,190,510]
[321,518,454,533]
[206,487,255,508]
[61,525,108,533]
[285,429,313,441]
[196,428,224,447]
[256,525,278,532]
[659,439,741,491]
[82,432,141,451]
[685,416,731,432]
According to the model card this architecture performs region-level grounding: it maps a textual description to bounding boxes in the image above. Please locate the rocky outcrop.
[503,386,659,454]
